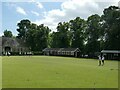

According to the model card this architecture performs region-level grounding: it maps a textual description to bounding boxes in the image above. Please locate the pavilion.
[43,48,80,57]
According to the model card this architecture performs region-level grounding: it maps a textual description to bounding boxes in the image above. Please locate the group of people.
[5,52,11,56]
[98,55,105,66]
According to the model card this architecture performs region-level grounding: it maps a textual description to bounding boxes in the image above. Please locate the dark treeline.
[3,6,120,57]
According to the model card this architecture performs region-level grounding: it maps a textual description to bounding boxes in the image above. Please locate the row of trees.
[3,6,120,57]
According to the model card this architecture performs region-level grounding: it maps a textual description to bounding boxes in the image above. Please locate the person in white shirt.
[7,52,11,56]
[98,55,102,66]
[102,55,105,65]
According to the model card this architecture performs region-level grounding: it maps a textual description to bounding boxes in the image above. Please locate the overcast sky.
[1,0,120,36]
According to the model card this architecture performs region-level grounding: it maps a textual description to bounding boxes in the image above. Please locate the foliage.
[85,14,101,57]
[11,5,119,55]
[101,6,120,50]
[69,17,86,52]
[51,22,70,48]
[17,19,31,41]
[17,20,50,51]
[3,30,13,37]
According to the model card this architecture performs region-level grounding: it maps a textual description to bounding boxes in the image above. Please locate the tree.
[85,14,101,57]
[50,32,59,48]
[3,30,13,37]
[17,20,50,51]
[26,23,37,51]
[69,17,86,52]
[17,19,31,42]
[51,22,71,48]
[101,6,120,50]
[33,24,50,51]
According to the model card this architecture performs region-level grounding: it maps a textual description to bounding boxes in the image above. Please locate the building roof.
[1,37,27,47]
[101,50,120,53]
[43,48,61,52]
[43,48,80,52]
[59,48,80,52]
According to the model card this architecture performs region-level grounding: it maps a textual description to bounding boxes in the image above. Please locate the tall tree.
[69,17,86,52]
[101,6,120,50]
[50,32,59,48]
[3,30,13,37]
[51,22,71,48]
[17,20,50,51]
[17,19,31,42]
[26,23,37,51]
[85,14,101,57]
[33,24,50,51]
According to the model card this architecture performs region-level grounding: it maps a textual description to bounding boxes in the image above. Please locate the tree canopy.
[16,20,51,51]
[101,6,120,50]
[4,5,119,56]
[3,30,13,37]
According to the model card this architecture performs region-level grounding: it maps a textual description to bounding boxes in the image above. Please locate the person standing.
[8,52,11,56]
[102,55,105,66]
[98,55,102,66]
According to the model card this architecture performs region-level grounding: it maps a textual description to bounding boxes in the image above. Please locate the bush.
[33,51,43,55]
[10,52,19,55]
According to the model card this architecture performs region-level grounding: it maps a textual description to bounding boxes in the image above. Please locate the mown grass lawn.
[2,56,118,88]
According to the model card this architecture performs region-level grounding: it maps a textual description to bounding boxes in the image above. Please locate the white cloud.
[31,11,39,16]
[118,1,120,7]
[29,0,35,2]
[30,0,43,9]
[2,0,120,2]
[33,0,119,32]
[16,7,27,15]
[36,2,43,9]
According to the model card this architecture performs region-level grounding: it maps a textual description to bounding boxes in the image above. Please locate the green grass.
[2,56,118,88]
